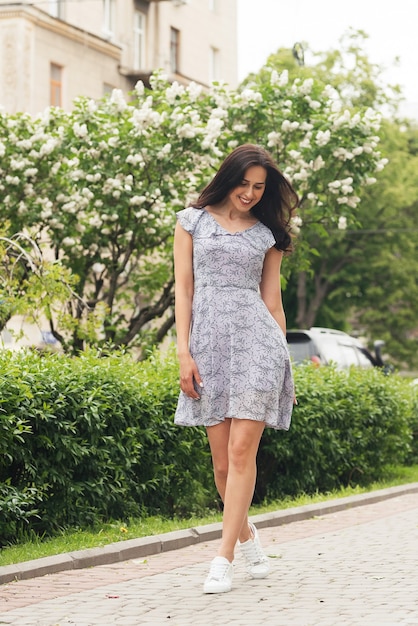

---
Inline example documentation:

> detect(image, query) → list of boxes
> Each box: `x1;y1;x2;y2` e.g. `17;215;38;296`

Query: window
50;63;63;107
209;46;220;83
49;0;64;18
133;11;146;70
103;0;116;39
170;27;180;74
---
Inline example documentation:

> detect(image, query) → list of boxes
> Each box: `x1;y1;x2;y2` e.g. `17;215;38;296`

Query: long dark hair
193;144;299;251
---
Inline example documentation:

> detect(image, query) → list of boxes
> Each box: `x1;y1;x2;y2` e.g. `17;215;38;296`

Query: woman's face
228;166;267;213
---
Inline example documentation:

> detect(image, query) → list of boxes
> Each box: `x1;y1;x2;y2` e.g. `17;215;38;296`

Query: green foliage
256;365;414;501
0;484;41;544
1;349;416;547
0;229;76;334
0;347;214;546
253;32;418;368
1;55;385;354
408;383;418;464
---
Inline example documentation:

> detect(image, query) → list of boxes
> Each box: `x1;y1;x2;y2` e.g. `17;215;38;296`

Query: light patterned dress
174;207;294;430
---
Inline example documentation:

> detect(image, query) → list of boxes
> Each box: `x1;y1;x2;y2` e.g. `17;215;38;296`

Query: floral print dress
174;207;294;430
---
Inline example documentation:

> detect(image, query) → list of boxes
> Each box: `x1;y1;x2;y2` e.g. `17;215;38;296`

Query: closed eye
240;181;265;190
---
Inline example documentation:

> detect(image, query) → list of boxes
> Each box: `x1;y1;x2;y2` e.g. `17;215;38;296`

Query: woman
173;144;298;594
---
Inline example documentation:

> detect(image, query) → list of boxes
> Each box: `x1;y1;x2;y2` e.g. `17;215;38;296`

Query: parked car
286;327;388;370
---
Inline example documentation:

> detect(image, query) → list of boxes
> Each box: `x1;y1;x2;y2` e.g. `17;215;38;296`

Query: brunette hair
193;144;298;251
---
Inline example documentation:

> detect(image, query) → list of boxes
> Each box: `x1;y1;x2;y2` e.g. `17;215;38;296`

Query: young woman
173;144;298;594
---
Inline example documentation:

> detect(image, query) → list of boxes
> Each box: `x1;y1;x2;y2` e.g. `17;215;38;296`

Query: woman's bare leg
206;418;265;562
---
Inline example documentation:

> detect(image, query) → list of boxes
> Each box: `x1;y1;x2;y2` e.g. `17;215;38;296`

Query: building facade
0;0;237;350
0;0;237;115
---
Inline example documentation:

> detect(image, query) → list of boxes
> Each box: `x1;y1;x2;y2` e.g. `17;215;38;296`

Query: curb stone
1;482;417;586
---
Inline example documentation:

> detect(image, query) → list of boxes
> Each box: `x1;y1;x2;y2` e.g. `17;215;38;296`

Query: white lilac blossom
333;148;354;160
315;130;331;147
338;216;347;230
126;153;145;166
281;120;300;132
300;122;314;132
177;124;197;139
165;82;185;104
110;89;127;112
87;99;97;114
267;131;282;148
5;175;20;185
10;158;27;170
130;196;147;207
73;122;88;138
108;136;119;148
290;215;303;234
328;180;342;192
308;100;321;110
299;78;314;95
89;216;103;228
299;133;312;149
288;149;302;160
157;144;172;159
232;123;247;132
16;139;33;150
86;173;102;183
135;80;145;97
239;89;263;104
375;158;389;172
278;70;289;86
346;196;360;208
0;66;388;351
187;82;203;102
270;69;279;85
311;156;325;171
62;237;76;247
23;168;38;178
92;262;106;274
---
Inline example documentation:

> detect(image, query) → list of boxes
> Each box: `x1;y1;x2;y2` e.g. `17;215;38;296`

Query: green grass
1;464;417;567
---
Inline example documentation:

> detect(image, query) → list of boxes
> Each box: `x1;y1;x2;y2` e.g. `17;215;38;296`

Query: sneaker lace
208;560;230;581
241;537;268;565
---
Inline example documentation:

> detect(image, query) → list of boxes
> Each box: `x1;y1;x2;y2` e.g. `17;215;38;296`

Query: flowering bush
0;69;386;352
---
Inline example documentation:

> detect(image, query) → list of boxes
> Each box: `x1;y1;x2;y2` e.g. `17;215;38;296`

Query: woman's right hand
178;353;203;399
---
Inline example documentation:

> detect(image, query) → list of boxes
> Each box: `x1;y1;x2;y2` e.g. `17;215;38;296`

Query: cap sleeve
265;230;276;249
256;223;276;250
176;207;204;235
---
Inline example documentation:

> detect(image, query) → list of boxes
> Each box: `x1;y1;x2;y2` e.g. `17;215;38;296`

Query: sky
237;0;418;118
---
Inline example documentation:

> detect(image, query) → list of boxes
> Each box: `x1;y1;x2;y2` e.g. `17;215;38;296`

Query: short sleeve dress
174;207;294;431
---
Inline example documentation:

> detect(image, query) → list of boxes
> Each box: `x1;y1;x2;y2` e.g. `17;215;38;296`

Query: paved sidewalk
1;486;418;625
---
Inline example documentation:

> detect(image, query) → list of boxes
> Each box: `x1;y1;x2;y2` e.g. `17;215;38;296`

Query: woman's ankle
217;550;234;563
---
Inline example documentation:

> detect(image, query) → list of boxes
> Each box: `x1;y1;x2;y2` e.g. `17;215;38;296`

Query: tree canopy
1;30;416;367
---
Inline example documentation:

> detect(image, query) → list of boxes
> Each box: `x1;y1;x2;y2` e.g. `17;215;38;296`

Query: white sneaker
239;522;270;579
203;556;233;593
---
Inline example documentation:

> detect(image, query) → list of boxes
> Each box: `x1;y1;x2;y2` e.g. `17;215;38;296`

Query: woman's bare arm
173;222;203;399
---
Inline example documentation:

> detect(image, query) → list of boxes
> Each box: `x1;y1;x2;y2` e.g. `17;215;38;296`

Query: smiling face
227;165;267;214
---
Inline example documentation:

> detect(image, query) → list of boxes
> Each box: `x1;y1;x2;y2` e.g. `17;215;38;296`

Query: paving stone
0;488;418;625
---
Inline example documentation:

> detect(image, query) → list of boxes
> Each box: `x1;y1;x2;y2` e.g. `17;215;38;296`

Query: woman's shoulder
253;221;276;250
176;206;205;234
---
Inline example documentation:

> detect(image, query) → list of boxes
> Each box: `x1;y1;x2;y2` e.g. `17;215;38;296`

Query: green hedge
0;348;215;545
0;348;416;546
257;365;415;501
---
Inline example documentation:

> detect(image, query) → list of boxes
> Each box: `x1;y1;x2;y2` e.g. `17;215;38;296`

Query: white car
286;327;387;370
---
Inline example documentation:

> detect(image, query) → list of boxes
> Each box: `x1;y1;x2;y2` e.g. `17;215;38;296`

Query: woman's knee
228;440;254;473
212;458;229;482
228;420;264;471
